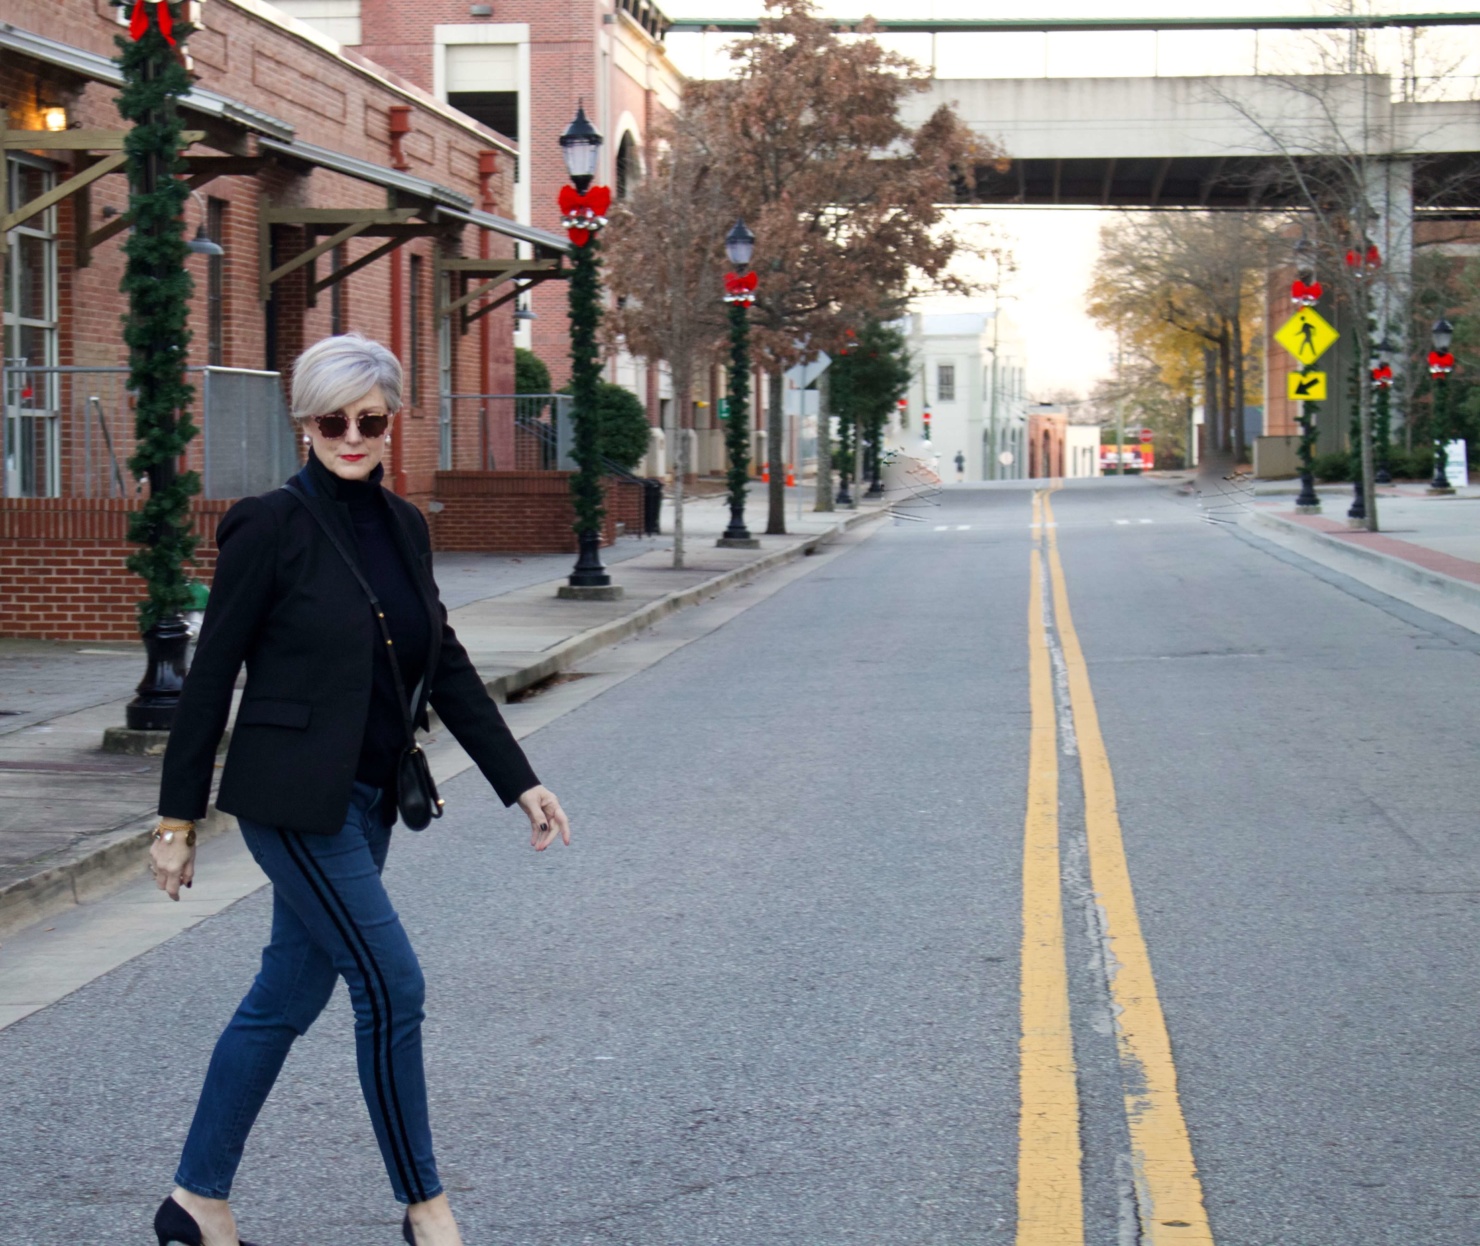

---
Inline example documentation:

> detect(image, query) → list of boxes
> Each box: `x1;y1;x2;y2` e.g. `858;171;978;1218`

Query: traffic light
922;409;932;440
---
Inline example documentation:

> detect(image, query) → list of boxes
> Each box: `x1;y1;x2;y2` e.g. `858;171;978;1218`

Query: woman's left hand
517;785;570;851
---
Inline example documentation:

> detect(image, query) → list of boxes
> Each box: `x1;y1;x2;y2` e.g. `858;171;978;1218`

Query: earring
303;433;311;445
385;435;392;448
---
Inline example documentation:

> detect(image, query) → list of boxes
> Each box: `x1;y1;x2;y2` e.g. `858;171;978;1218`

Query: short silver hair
290;334;403;419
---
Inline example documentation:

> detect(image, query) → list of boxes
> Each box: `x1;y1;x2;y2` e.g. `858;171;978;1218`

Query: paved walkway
1240;481;1480;630
0;484;883;935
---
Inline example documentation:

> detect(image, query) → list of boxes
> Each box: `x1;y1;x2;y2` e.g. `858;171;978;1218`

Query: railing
1;363;295;500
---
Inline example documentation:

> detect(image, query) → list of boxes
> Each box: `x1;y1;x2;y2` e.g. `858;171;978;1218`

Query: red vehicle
1100;429;1155;474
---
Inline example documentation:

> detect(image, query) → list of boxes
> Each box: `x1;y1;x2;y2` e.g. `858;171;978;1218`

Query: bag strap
282;483;418;752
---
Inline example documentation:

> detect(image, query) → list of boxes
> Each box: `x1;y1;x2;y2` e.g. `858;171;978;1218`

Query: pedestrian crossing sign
1287;370;1328;401
1274;308;1339;365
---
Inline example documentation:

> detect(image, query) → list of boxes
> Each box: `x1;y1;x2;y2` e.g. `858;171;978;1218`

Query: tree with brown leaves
604;114;733;568
691;0;992;532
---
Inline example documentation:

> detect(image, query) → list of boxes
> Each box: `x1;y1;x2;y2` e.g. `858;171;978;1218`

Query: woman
149;334;569;1246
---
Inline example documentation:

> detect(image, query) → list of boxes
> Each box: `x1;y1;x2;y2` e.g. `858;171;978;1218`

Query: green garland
567;235;605;536
1298;399;1319;481
1374;383;1392;478
725;301;752;515
114;2;200;632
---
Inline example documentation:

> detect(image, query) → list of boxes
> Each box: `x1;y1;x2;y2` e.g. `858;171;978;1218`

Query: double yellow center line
1018;488;1214;1246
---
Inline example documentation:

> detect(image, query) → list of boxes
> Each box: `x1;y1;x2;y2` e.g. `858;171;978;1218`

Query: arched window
616;132;640;200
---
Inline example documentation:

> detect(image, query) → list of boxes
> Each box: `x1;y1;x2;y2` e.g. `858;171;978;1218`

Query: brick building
0;0;598;639
273;0;684;415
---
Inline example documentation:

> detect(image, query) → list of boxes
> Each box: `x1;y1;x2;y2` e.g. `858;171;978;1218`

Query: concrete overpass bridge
673;13;1480;213
900;72;1480;215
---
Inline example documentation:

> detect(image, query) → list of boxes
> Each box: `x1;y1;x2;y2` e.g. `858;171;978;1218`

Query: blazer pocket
236;698;312;729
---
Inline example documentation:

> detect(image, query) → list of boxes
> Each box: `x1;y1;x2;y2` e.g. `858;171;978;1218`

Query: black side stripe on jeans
281;831;427;1204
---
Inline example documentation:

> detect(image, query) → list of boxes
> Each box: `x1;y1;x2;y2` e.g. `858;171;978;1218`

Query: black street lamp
1371;342;1395;485
719;219;760;548
556;103;620;596
1429;316;1456;494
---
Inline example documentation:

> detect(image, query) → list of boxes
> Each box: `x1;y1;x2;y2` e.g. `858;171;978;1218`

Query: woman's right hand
150;826;197;901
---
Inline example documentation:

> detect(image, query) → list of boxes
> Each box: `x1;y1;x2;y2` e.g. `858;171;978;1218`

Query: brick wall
431;471;644;553
5;0;522;510
0;499;233;642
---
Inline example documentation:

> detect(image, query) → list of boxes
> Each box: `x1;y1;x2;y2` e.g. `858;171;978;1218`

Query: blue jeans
175;784;442;1205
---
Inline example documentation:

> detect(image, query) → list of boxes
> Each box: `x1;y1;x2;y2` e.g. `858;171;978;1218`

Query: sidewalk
0;484;883;937
1243;481;1480;620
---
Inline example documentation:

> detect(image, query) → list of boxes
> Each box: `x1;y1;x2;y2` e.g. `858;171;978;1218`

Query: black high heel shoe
401;1212;415;1244
154;1195;260;1246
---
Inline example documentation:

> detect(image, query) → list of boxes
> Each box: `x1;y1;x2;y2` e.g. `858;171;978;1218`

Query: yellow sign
1274;308;1339;365
1287;370;1328;401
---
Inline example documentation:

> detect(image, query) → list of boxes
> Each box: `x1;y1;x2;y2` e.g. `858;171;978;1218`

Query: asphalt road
2;475;1478;1245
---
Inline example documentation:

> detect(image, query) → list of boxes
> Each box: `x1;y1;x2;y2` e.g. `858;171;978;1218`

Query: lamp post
556;103;620;597
1428;316;1456;495
1371;342;1394;484
1291;241;1322;512
719;219;760;548
117;1;203;736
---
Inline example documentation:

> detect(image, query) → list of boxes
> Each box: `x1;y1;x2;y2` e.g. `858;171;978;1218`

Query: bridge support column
1366;156;1414;433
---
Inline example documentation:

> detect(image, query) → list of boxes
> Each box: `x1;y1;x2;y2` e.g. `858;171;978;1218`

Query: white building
1065;424;1102;478
897;310;1028;480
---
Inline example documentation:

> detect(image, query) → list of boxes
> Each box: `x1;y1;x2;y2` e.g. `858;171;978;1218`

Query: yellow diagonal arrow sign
1275;308;1339;365
1287;370;1327;401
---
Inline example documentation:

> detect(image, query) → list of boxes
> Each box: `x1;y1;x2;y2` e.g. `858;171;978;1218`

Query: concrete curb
0;507;884;939
473;506;887;706
1246;509;1480;611
0;805;238;941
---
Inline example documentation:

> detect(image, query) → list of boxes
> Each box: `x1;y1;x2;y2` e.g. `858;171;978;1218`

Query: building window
3;155;59;497
937;363;956;403
330;245;346;336
206;198;226;366
408;254;423;410
616;132;640;200
446;44;519;140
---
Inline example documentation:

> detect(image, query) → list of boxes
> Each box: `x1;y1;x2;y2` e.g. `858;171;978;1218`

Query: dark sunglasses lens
316;414;349;438
359;415;389;438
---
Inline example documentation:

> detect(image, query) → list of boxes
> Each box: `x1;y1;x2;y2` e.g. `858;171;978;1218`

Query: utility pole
1115;332;1126;476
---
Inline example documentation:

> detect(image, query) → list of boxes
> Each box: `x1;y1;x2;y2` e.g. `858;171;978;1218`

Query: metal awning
0;22;296;142
257;136;472;212
437;206;569;256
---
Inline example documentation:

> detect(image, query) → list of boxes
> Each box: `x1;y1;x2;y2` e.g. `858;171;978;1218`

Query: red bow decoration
557;184;611;246
723;270;758;306
1371;362;1394;389
1290;278;1323;307
129;0;176;45
1429;350;1456;376
1345;244;1381;273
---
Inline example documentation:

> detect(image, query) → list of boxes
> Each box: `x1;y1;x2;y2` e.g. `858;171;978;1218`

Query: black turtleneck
306;453;431;802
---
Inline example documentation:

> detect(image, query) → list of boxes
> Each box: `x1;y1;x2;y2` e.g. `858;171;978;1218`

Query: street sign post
1287;371;1328;401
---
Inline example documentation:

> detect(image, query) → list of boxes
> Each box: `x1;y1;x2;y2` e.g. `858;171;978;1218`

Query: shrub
1312;452;1351;483
1386;445;1434;480
595;382;653;471
515;348;551;394
559;380;653;472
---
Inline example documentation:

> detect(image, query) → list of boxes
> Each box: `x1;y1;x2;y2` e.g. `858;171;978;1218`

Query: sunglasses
310;410;390;439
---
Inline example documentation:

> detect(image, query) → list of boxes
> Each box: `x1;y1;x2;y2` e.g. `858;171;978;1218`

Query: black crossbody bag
284;483;445;830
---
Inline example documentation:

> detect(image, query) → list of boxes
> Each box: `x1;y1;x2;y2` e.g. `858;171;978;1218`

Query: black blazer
159;462;539;835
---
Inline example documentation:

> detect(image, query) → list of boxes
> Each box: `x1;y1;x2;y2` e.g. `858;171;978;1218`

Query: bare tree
694;0;994;533
604;115;732;569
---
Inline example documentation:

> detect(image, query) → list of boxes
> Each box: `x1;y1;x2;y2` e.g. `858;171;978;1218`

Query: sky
657;0;1480;400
